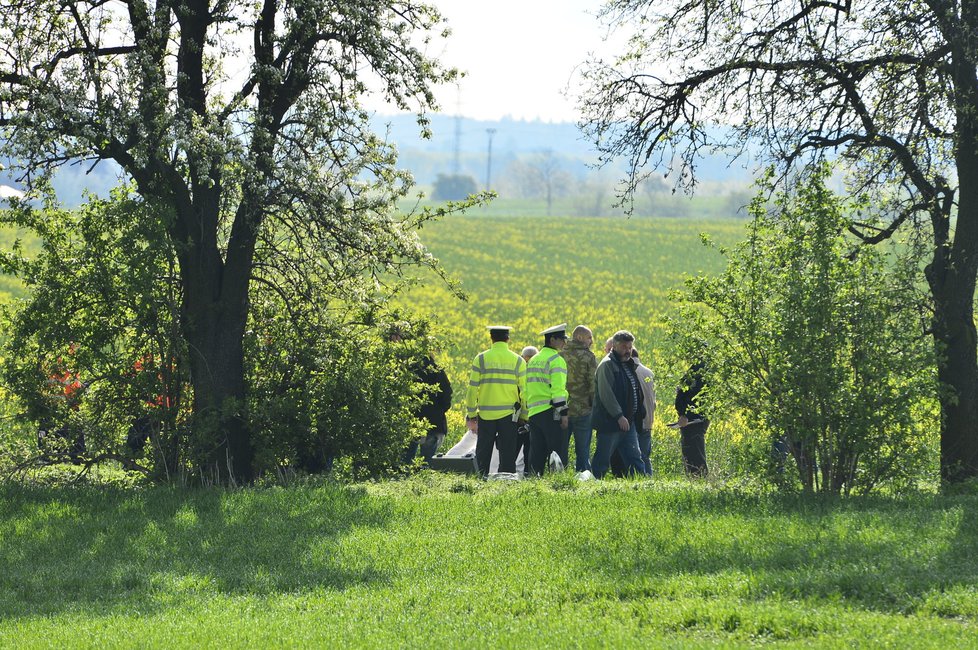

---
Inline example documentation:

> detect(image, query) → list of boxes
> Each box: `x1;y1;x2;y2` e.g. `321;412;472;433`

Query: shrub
246;294;433;480
0;191;190;479
671;165;938;494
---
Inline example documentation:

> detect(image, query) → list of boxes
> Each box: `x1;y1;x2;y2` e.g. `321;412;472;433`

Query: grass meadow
1;477;976;648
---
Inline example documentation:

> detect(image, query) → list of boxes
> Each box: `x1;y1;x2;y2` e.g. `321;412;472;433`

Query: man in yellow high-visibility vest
465;326;527;476
526;323;570;475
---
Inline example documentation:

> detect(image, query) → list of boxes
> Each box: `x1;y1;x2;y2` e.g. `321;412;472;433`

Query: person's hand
617;415;629;431
560;415;569;430
678;415;689;428
467;417;478;434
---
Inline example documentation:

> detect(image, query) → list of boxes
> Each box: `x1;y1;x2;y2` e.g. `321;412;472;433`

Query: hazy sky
383;0;622;123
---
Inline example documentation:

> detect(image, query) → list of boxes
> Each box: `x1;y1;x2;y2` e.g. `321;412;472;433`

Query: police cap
539;323;568;339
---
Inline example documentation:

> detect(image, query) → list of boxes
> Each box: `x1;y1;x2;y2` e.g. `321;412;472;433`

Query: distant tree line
426;150;752;218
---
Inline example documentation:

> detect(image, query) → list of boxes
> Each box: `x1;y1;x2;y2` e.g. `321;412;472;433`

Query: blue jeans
637;428;652;475
401;433;445;466
568;414;593;471
591;422;647;478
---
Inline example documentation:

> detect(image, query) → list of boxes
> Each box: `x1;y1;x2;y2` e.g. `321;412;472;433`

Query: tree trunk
931;276;978;483
185;315;253;483
930;204;978;483
931;39;978;484
178;227;255;484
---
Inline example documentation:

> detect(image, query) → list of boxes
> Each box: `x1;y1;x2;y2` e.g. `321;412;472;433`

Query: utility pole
451;86;462;176
485;128;497;191
452;114;462;175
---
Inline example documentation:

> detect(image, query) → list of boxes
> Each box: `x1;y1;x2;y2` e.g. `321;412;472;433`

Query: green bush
246;298;429;480
672;165;938;494
0;191;434;482
0;191;190;478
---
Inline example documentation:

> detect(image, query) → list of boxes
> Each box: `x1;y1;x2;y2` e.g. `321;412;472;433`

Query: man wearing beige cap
465;326;527;476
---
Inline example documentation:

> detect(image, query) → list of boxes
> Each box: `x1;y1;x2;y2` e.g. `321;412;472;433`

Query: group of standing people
462;323;709;479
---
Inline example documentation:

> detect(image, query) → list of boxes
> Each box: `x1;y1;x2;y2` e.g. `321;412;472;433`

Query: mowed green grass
1;478;975;648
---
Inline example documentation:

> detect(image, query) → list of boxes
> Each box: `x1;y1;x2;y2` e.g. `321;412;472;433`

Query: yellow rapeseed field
401;214;748;467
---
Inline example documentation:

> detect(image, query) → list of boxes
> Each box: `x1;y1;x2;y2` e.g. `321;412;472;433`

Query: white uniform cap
539;323;568;336
486;325;512;332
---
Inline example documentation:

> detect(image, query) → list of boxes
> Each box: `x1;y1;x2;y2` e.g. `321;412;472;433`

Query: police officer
466;326;527;477
526;323;570;474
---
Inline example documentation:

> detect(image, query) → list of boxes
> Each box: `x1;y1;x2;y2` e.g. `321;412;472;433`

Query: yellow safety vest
525;346;569;418
465;342;526;421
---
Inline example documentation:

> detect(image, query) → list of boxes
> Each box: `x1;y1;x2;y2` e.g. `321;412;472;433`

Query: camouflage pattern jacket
561;339;598;418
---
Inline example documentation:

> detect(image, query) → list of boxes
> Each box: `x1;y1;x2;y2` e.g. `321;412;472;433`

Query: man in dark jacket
402;353;453;465
388;323;453;467
590;330;649;478
675;361;708;476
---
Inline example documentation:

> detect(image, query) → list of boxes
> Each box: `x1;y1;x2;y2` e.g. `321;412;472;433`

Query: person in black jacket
402;352;453;466
675;361;709;477
387;324;453;467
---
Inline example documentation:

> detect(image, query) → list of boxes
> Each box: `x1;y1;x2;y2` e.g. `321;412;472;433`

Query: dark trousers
681;420;709;477
476;416;519;476
529;409;567;475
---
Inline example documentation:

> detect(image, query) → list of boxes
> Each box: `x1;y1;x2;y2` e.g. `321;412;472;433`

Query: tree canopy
0;0;465;481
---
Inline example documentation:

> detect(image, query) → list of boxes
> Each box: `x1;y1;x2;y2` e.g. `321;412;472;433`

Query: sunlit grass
0;478;974;647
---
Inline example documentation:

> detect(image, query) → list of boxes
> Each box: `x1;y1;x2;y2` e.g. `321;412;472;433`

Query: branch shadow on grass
568;489;978;618
0;482;395;619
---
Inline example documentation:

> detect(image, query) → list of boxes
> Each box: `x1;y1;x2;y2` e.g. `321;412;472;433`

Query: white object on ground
444;429;525;474
488;472;521;481
548;451;564;472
